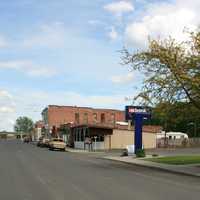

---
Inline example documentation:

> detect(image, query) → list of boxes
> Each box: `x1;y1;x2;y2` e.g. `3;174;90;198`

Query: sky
0;0;200;131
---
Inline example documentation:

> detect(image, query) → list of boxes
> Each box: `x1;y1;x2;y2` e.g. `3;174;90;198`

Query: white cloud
111;72;134;84
0;60;58;77
108;26;118;40
125;0;200;49
0;117;16;131
0;87;133;131
0;89;16;131
0;106;15;113
23;22;66;48
18;90;127;110
0;90;13;99
88;20;105;26
104;1;134;17
0;35;8;48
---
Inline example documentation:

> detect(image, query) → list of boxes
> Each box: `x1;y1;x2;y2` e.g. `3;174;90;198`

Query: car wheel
49;147;54;151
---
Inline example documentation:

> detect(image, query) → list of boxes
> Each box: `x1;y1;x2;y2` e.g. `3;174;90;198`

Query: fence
157;138;200;148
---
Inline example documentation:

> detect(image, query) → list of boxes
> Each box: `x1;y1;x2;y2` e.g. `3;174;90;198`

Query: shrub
152;154;159;157
136;149;146;157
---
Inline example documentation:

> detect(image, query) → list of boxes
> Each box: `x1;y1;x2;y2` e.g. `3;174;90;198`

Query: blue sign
125;106;151;153
125;106;151;121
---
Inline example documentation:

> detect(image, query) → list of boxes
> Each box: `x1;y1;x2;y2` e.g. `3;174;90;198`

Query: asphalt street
0;140;200;200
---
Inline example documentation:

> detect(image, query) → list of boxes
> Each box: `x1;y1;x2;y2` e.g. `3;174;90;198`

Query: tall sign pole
125;106;151;153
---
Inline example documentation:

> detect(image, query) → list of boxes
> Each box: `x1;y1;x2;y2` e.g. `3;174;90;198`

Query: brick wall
42;105;125;128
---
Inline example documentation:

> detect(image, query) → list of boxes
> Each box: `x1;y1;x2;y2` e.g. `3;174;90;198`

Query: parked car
23;136;31;143
37;137;44;147
43;138;50;147
37;137;50;147
49;138;66;151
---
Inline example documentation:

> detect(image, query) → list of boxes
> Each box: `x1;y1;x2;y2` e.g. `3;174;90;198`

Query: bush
152;154;159;157
135;149;146;158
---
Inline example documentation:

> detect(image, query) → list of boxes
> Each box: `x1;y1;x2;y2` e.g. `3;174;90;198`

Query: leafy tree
145;102;200;137
14;116;34;134
121;30;200;110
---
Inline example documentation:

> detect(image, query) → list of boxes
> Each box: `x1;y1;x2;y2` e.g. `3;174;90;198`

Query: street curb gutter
103;157;200;178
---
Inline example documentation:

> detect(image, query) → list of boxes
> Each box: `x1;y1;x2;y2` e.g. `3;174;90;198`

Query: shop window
85;128;89;137
75;130;77;141
98;135;104;142
79;130;82;141
81;129;84;141
93;135;104;142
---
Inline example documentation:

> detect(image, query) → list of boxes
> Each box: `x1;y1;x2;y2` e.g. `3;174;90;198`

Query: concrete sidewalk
65;147;88;153
65;147;107;154
104;156;200;178
65;147;123;157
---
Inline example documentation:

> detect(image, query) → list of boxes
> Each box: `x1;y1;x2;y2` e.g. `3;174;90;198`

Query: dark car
37;137;43;147
37;137;50;147
23;137;31;143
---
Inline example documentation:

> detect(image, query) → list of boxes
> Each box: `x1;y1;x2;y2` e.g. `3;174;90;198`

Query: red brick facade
42;105;125;129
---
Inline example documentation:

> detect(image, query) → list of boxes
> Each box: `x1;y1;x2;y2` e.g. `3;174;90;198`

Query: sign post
94;136;97;152
125;106;151;153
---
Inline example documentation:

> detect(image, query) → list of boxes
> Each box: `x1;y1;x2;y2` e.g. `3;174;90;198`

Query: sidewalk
65;147;107;154
65;147;89;153
104;155;200;178
65;147;123;157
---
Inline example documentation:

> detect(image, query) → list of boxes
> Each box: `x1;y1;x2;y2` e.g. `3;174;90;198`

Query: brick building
32;120;45;141
41;105;125;131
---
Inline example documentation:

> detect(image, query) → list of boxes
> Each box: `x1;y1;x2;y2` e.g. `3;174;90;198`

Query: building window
81;129;84;141
93;113;97;123
79;129;82;141
75;113;80;124
74;130;77;141
110;113;115;124
174;136;176;140
92;135;104;142
83;113;88;124
101;113;105;124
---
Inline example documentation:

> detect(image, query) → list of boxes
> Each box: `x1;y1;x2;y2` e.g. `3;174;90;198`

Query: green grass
147;155;200;165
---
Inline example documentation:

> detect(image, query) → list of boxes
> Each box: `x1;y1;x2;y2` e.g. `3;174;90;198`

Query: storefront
72;124;113;150
66;124;160;151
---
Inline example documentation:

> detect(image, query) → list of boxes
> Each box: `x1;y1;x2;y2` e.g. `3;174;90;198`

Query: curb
103;157;200;178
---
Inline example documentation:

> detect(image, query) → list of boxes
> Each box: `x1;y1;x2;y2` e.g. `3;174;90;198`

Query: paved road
0;140;200;200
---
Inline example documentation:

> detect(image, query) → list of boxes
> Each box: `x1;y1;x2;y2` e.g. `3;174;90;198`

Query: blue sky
0;0;200;131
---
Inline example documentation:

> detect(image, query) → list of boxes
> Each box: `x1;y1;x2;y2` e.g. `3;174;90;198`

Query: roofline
42;105;124;112
70;123;114;130
61;123;161;133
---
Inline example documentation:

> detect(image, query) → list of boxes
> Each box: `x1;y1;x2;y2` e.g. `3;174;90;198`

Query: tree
14;116;34;134
121;30;200;110
144;102;200;137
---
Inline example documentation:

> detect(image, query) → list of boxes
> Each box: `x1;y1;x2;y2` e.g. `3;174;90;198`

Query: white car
49;138;66;151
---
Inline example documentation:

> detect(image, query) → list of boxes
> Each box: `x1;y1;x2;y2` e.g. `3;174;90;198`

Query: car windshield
53;139;63;142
